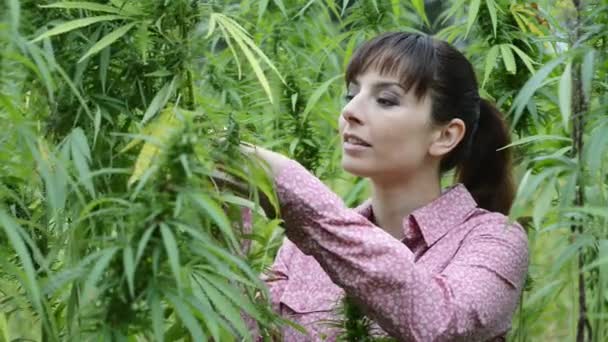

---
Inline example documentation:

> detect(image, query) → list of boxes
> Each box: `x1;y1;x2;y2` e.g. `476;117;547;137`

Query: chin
341;157;375;178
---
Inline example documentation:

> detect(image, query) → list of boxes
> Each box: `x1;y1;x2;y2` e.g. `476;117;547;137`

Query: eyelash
343;94;399;107
377;98;397;107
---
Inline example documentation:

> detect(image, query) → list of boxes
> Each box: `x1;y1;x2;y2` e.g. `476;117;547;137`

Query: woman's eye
344;94;354;102
377;98;398;106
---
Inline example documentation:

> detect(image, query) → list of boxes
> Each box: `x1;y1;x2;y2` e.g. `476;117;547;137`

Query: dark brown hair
345;32;515;215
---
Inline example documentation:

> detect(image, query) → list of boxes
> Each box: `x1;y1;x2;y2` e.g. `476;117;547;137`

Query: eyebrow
349;80;406;92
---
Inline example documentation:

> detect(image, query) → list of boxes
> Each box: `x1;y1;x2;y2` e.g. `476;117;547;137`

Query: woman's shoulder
464;207;529;249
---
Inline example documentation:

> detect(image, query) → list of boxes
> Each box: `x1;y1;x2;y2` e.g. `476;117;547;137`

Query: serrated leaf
272;0;288;17
0;210;42;312
195;276;248;337
511;55;566;125
508;44;536;73
465;0;481;37
41;2;123;14
190;193;238;249
93;106;102;146
70;128;95;196
79;22;136;62
32;15;125;42
204;273;262;321
485;0;498;37
149;290;164;342
160;223;182;291
123;245;135;298
581;49;594;102
165;292;206;341
500;44;516;74
532;177;556;229
559;62;572;132
302;74;342;122
141;78;176;124
411;0;430;26
129;106;184;186
83;247;118;304
213;14;285;104
482;45;499;89
340;0;351;17
135;225;157;266
497;134;571;151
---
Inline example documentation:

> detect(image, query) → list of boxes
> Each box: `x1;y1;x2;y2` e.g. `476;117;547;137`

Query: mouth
343;133;372;147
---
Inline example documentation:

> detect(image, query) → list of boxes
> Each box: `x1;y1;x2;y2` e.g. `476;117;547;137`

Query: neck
370;168;442;239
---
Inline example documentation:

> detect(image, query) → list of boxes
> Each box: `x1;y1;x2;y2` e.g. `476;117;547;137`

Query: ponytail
456;99;515;215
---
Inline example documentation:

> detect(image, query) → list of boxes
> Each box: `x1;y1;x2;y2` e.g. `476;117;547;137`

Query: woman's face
338;69;436;182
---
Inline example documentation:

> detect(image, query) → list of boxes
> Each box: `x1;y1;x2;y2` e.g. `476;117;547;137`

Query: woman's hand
211;142;292;220
238;142;292;177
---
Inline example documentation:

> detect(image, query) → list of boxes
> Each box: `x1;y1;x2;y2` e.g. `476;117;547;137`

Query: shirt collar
355;184;478;246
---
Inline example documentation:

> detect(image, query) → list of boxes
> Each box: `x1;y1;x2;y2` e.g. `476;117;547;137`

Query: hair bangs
345;33;435;100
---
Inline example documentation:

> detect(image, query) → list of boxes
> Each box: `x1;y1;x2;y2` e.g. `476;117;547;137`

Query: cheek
373;117;430;159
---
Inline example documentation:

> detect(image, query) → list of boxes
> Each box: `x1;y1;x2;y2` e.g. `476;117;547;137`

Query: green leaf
41;2;124;14
485;0;498;37
586;122;608;177
500;44;516;74
93;106;102;146
7;0;20;32
258;0;270;22
532;177;556;229
0;210;42;312
149;290;164;342
213;14;285;104
160;223;182;291
551;234;595;275
558;62;572;132
272;0;288;17
135;225;157;266
482;45;499;89
411;0;430;26
141;77;176;124
302;74;342;122
32;15;125;42
204;273;263;321
165;292;206;341
195;276;248;337
497;135;572;151
508;44;536;73
523;280;563;309
511;55;567;126
341;0;351;17
70;127;95;197
123;245;135;298
190;193;238;249
184;291;223;341
79;22;136;62
465;0;481;37
83;247;118;304
581;49;594;102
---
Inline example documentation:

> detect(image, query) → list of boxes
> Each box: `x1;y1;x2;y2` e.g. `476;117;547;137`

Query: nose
341;97;364;126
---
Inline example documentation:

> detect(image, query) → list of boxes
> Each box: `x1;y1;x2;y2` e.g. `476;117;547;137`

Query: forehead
348;69;402;88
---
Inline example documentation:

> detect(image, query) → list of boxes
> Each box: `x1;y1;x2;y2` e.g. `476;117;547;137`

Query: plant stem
571;1;592;341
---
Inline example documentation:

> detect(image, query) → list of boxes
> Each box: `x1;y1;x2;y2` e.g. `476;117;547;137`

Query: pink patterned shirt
262;160;528;341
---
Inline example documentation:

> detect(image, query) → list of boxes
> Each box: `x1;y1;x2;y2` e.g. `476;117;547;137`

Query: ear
428;118;466;158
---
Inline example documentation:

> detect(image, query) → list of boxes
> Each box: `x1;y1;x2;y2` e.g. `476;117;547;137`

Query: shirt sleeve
273;159;529;341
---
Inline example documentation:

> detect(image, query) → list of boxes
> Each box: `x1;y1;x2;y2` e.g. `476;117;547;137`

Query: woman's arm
245;149;528;341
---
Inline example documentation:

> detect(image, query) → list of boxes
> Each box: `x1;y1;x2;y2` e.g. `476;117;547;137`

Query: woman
241;32;529;341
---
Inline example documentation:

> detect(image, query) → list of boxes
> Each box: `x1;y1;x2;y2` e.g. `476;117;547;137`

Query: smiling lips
343;133;372;147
